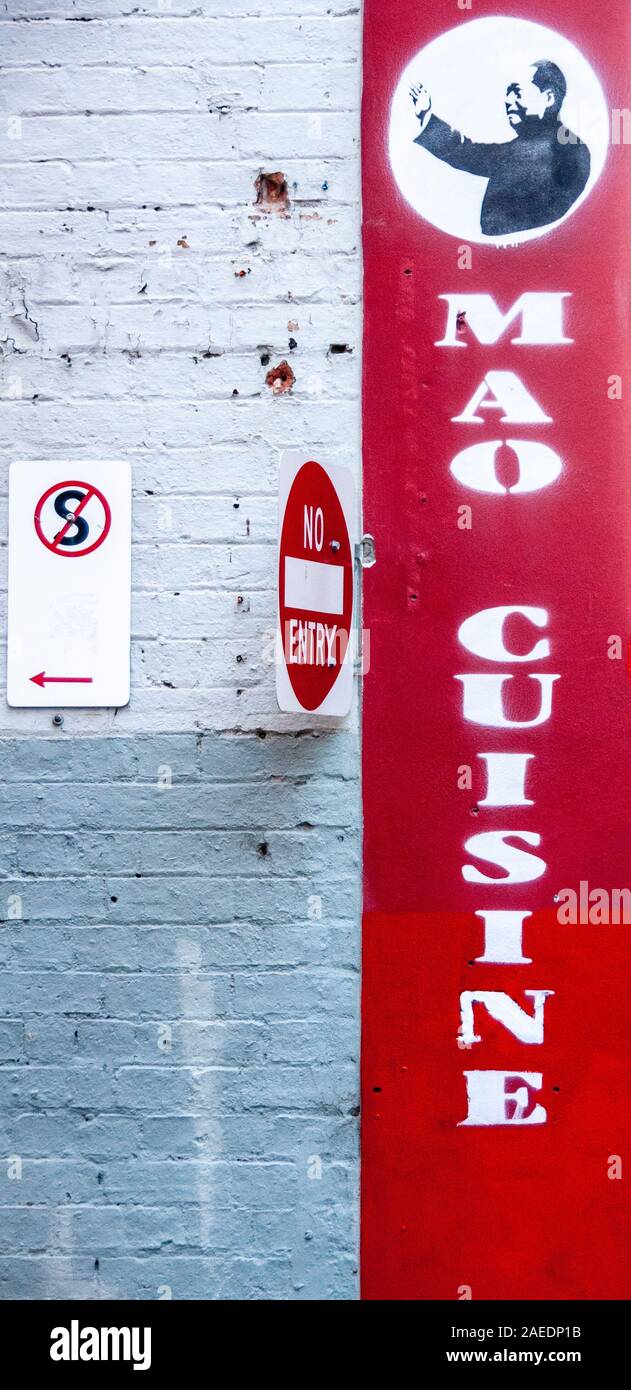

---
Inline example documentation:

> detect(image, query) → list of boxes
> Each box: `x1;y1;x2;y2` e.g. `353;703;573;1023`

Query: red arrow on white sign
30;672;94;688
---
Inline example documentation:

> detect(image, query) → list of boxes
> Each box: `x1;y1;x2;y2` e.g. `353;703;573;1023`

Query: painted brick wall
0;0;361;1299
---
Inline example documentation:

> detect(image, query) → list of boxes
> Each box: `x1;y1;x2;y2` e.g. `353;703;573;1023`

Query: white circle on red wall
389;17;609;246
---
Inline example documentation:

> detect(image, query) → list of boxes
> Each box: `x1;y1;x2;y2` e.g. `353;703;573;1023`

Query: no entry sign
362;1;631;1299
276;452;355;716
7;461;131;707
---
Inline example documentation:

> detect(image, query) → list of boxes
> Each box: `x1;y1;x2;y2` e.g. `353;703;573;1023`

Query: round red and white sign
278;459;354;712
34;480;111;558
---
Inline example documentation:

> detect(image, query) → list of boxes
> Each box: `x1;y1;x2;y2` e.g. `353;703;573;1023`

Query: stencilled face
506;65;555;128
389;16;609;245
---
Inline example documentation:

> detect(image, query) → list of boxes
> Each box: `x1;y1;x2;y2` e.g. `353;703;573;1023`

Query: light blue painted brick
16;832;143;877
25;1019;266;1066
195;922;358;969
0;1162;104;1205
0;781;357;831
102;875;358;926
133;735;202;782
229;967;358;1017
0;1256;103;1300
197;731;359;781
114;1066;211;1113
25;1252;298;1301
8;1114;139;1161
193;1063;357;1114
0;1209;51;1255
0;1021;24;1063
0;842;16;876
101;972;219;1020
263;1018;358;1064
0;738;139;783
0;972;104;1014
100;1159;297;1208
0;720;359;1300
14;828;357;878
2;1065;116;1112
137;1114;357;1163
0;924;354;974
63;1204;299;1257
1;880;106;923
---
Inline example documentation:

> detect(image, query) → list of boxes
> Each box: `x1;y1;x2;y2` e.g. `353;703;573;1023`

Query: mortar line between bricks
0;963;358;973
0;253;358;264
0;202;356;214
8;105;358;117
1;871;356;880
0;36;358;47
0;59;358;71
0;930;360;938
0;153;349;166
0;777;355;786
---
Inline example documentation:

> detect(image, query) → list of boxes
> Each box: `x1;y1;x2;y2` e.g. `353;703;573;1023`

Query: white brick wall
0;0;362;735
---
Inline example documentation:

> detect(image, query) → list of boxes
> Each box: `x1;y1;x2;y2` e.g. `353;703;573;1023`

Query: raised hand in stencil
409;81;432;127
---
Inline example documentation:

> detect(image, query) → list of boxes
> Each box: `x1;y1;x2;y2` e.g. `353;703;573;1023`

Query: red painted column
361;0;631;1299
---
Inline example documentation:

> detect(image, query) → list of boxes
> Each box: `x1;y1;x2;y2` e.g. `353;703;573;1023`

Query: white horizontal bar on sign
284;555;344;615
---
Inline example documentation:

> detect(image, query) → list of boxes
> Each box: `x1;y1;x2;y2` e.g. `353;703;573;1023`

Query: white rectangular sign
7;460;131;708
283;555;345;615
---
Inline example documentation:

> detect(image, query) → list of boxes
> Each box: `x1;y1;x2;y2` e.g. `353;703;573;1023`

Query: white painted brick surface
0;0;362;735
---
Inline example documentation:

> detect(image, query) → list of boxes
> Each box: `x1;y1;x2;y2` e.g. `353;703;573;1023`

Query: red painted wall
361;0;631;1299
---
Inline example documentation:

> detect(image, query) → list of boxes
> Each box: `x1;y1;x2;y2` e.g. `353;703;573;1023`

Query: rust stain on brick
254;171;290;213
265;360;295;395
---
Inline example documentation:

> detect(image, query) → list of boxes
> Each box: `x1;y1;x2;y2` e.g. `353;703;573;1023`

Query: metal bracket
353;535;376;673
355;533;376;569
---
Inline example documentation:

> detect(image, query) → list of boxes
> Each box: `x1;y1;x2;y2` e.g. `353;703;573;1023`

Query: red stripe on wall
361;0;631;1299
